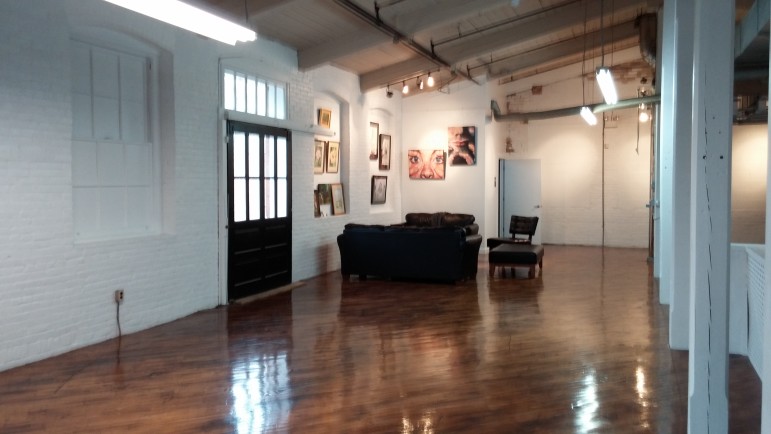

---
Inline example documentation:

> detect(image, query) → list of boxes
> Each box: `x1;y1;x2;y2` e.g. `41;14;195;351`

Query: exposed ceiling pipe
491;94;661;122
332;0;479;85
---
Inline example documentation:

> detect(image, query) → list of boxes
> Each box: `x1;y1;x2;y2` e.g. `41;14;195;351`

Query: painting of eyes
407;149;446;180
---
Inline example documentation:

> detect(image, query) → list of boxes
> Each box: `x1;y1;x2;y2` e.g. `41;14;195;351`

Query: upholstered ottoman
489;244;544;279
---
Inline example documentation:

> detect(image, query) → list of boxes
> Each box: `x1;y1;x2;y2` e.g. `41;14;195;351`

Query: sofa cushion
404;213;435;226
441;213;475;227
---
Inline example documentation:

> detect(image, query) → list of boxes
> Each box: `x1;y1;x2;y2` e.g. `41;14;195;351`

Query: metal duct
636;13;657;66
491;94;661;122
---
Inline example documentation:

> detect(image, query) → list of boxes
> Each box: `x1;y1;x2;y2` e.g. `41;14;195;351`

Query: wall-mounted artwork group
313;140;340;174
407;125;476;180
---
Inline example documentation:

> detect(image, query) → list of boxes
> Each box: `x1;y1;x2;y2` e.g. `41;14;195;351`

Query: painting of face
448;126;476;165
408;149;446;179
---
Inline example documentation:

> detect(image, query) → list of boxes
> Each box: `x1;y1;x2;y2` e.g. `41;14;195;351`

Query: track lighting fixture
402;81;409;94
418;77;423;90
427;73;435;87
386;85;393;98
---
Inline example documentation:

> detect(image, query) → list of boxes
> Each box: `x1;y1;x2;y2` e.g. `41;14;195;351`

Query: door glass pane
257;80;266;116
233;132;246;177
264;179;275;219
249;178;261;221
224;70;235;110
264;136;275;178
234;178;246;222
248;133;260;178
246;76;256;114
276;137;287;178
277;179;287;218
235;73;246;112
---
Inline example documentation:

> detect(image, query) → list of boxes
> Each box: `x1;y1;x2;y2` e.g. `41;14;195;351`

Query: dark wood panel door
227;121;291;301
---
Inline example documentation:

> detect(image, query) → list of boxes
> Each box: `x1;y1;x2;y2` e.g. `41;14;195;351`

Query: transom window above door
223;69;286;120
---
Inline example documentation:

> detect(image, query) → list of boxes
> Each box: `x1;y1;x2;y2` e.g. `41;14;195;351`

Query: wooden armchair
486;215;539;249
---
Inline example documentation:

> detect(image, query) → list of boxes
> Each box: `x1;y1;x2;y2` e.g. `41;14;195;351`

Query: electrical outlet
114;289;124;304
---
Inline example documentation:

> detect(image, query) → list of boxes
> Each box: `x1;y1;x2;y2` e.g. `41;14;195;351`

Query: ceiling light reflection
572;371;599;433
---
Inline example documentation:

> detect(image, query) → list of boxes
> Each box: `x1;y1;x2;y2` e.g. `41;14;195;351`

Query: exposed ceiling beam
299;31;390;70
298;0;513;69
331;0;479;85
359;20;639;91
385;0;515;35
437;0;645;63
483;21;639;80
359;57;438;90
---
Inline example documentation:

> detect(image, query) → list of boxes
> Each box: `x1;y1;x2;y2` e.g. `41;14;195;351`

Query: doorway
227;121;292;301
498;159;542;243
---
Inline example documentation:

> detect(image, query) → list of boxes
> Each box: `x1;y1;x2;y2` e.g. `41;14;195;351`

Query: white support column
669;0;695;350
658;0;676;304
761;2;771;430
687;0;733;432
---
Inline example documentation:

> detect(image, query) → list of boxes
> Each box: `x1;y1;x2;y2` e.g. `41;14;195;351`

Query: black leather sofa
337;213;483;282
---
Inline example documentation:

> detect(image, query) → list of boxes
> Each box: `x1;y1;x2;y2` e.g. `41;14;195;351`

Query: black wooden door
227;121;292;301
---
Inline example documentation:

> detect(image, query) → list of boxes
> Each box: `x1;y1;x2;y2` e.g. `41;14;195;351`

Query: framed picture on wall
369;122;379;160
313;189;321;217
317;183;332;217
326;141;340;173
318;108;332;129
378;134;391;170
448;126;476;165
331;183;346;215
408;149;446;180
371;176;387;204
313;140;325;174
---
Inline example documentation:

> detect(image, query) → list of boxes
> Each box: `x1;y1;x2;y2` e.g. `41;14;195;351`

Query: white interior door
499;159;542;243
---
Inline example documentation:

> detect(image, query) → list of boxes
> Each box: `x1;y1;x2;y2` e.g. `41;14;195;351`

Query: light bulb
402;81;409;94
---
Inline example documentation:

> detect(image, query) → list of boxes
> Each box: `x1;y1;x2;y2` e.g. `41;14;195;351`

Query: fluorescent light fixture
580;106;597;125
427;73;435;87
595;67;618;104
103;0;256;45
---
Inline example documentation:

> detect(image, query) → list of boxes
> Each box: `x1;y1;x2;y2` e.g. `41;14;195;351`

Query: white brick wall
0;0;406;372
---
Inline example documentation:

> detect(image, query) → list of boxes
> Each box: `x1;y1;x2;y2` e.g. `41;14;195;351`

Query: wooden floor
0;246;761;433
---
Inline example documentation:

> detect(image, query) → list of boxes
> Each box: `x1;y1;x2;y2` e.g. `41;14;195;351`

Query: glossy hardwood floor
0;246;761;433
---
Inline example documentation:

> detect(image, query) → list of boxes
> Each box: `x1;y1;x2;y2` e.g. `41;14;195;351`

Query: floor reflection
573;370;599;433
230;353;291;433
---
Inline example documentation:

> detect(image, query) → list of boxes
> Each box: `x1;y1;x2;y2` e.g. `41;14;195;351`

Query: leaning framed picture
318;108;331;129
331;183;346;215
371;175;387;204
326;141;340;173
378;134;391;170
369;122;379;160
313;140;325;174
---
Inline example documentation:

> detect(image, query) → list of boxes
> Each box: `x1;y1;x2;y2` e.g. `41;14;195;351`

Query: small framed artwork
369;122;379;160
313;189;321;217
326;141;340;173
318;108;332;129
408;149;446;180
331;183;346;215
371;176;387;205
378;134;391;170
317;183;332;217
313;140;325;174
